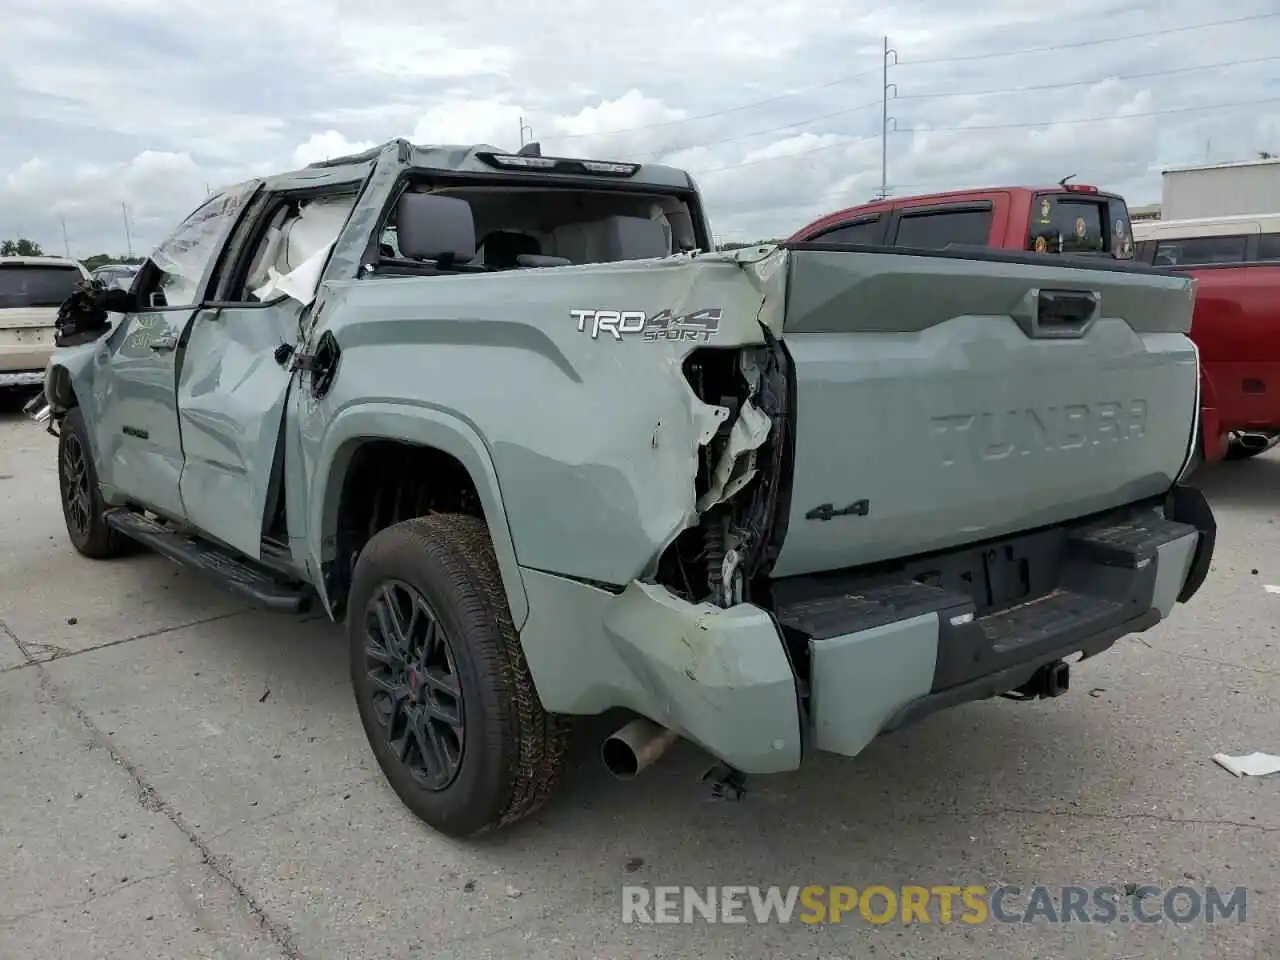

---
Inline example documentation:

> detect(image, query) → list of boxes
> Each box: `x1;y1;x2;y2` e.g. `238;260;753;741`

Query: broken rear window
0;264;82;309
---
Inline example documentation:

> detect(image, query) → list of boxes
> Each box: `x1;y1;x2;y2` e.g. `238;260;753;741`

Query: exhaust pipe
1235;432;1274;453
601;718;679;780
23;393;52;425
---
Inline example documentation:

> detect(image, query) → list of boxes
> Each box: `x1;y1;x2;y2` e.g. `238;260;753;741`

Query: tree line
2;237;146;272
718;239;783;250
6;232;780;266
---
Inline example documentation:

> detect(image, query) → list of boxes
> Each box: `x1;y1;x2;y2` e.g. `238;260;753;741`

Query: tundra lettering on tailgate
931;400;1148;466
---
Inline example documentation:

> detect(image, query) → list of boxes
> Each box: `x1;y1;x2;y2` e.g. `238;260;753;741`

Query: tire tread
350;512;570;836
58;407;129;559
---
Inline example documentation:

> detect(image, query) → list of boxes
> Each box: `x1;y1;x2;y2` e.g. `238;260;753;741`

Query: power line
878;35;898;199
545;68;881;143
898;11;1279;67
542;12;1275;144
896;94;1280;134
896;53;1280;103
632;98;882;160
691;94;1280;177
121;201;133;258
641;52;1277;166
694;136;876;176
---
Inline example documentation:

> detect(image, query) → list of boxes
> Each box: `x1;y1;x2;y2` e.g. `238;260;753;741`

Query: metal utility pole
879;35;899;200
59;214;71;258
518;116;533;147
121;201;134;257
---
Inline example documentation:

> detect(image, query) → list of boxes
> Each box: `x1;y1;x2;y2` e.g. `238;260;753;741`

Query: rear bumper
888;488;1214;732
0;370;46;388
880;607;1159;733
786;488;1212;761
517;487;1214;775
1206;361;1280;432
0;340;53;375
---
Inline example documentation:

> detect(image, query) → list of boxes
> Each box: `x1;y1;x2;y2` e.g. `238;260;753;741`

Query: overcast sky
2;0;1277;257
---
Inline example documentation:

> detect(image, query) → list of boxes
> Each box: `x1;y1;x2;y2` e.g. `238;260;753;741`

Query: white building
1160;156;1280;220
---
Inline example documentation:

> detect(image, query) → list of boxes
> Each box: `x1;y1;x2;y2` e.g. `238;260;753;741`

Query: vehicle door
884;201;997;252
95;183;260;520
176;186;360;560
804;213;889;246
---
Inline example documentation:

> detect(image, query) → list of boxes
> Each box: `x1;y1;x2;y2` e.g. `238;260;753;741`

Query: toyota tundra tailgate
771;244;1200;579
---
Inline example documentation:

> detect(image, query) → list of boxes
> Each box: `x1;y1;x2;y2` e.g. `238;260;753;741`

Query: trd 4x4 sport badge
571;307;722;343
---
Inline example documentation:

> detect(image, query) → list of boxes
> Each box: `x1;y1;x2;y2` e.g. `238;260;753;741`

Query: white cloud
292;131;376;167
1;0;1278;254
409;100;526;148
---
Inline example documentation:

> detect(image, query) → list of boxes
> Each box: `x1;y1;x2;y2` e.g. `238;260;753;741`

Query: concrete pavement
1;399;1276;959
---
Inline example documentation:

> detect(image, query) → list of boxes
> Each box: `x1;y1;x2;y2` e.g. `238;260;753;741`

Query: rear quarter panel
296;252;776;603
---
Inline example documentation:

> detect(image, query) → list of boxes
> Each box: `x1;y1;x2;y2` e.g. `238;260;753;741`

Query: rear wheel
347;513;571;838
58;407;129;559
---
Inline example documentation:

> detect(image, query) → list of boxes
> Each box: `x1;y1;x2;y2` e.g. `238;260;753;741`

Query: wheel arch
47;362;79;410
308;402;529;627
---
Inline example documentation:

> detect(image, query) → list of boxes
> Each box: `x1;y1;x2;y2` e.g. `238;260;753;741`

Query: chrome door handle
149;334;178;351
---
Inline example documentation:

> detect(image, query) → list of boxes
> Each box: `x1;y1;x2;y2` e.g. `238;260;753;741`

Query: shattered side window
149;189;252;308
250;194;358;306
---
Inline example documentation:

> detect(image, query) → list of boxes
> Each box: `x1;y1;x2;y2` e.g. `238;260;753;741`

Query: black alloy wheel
362;580;466;791
60;428;92;541
56;406;128;558
347;513;571;838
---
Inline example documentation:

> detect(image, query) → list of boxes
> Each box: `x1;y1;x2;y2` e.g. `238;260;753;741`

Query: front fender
45;338;112;463
305;400;529;627
45;340;103;407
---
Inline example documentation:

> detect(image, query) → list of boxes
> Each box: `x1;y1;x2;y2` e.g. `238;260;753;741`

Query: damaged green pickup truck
30;138;1215;838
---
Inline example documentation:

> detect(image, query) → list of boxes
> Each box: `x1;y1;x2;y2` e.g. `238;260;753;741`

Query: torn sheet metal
735;244;789;335
253;196;357;305
698;399;771;511
691;402;731;446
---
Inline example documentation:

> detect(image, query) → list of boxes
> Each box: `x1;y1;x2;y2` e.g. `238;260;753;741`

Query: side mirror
92;285;143;314
395;193;476;264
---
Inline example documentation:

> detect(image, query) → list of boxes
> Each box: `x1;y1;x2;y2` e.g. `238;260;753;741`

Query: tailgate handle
1014;288;1100;339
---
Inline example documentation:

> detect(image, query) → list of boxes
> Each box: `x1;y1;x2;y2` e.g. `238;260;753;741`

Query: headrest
481;231;541;268
591;215;671;262
396;193;475;263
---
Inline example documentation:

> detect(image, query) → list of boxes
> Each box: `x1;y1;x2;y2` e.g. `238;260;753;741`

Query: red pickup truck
789;185;1280;464
788;183;1135;259
1131;215;1280;463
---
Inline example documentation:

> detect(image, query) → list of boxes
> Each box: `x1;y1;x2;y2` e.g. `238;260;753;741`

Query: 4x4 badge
571;307;722;342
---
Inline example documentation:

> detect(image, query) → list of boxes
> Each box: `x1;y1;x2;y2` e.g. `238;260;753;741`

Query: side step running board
105;510;312;614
